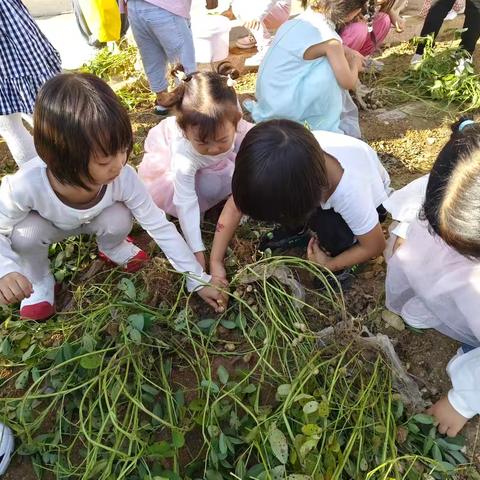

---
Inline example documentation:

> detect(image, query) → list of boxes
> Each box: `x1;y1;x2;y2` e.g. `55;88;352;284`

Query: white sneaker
19;273;55;321
410;53;423;67
445;9;458;20
244;50;266;67
0;423;14;475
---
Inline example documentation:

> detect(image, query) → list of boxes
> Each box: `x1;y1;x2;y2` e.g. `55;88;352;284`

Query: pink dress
137;116;253;253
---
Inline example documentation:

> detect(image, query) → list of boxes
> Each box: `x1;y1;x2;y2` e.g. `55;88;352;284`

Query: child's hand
344;46;366;72
428;396;469;437
244;19;261;31
210;260;228;285
206;0;218;9
197;285;227;313
0;272;33;305
307;237;331;268
195;251;207;270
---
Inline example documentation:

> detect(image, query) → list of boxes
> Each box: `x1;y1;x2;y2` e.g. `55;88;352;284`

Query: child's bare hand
194;251;207;270
0;272;33;304
427;396;469;437
307;237;331;267
344;46;366;72
210;260;228;284
197;285;226;313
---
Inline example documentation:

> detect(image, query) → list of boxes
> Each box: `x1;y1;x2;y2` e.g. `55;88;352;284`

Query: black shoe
259;226;310;252
314;268;355;293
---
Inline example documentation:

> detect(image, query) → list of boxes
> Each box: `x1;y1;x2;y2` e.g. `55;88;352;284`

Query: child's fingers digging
16;275;33;299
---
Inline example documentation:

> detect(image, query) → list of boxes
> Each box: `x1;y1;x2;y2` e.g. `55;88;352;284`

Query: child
0;0;61;166
0;422;13;475
138;63;253;271
0;73;223;321
386;119;480;437
232;0;292;67
244;0;367;136
209;119;391;284
340;0;407;56
124;0;215;115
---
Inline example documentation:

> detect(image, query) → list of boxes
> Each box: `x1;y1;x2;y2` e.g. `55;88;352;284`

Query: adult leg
461;0;480;54
415;0;456;55
0;113;37;166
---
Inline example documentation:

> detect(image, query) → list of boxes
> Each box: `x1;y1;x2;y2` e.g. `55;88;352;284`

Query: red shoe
20;274;56;321
20;302;55;321
98;237;149;273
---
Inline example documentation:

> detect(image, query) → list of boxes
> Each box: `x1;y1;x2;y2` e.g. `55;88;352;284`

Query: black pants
416;0;480;55
307;205;387;258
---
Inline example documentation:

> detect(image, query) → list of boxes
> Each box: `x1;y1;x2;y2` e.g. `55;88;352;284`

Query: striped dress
0;0;61;115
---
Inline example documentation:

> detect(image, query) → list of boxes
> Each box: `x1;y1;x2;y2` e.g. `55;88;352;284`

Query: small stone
225;343;236;352
426;137;436;145
382;309;405;331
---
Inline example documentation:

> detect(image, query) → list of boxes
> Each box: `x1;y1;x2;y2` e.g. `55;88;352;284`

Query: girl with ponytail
340;0;407;57
137;63;253;271
385;118;480;437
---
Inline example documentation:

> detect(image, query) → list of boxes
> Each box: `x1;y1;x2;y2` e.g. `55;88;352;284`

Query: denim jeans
127;0;196;93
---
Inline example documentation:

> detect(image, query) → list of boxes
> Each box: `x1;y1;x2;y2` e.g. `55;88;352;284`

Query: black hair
232;119;329;226
34;73;133;190
421;117;480;258
159;62;241;143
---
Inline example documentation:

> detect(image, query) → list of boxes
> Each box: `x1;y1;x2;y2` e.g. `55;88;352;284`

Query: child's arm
120;166;224;309
210;196;243;282
304;39;364;91
307;224;386;271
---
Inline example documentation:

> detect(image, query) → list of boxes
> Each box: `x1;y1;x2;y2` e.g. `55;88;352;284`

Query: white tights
0;113;37;166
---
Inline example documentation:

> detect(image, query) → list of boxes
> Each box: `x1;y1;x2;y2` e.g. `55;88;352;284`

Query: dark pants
416;0;480;55
308;205;387;258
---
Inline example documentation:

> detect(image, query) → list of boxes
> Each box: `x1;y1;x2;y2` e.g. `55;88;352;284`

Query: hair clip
458;119;475;132
175;70;188;82
227;75;237;87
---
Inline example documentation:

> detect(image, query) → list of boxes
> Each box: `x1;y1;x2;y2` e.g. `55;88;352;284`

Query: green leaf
269;427;289;464
220;319;236;330
219;432;228;455
413;413;434;424
82;334;96;353
318;400;330;418
197;319;216;330
276;384;291;399
303;400;319;415
299;438;317;460
80;354;102;370
235;314;247;329
15;369;29;390
205;471;223;480
201;379;220;394
171;430;185;449
270;465;286;480
0;338;11;356
129;328;142;344
217;365;229;385
287;476;312;480
242;384;256;394
31;367;41;383
423;436;434;455
142;383;159;396
128;313;145;331
147;441;175;458
118;278;136;299
22;344;36;361
302;424;322;437
432;444;443;462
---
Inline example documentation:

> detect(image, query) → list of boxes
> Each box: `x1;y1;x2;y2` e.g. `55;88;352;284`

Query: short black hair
422;117;480;258
232;119;328;226
34;73;133;190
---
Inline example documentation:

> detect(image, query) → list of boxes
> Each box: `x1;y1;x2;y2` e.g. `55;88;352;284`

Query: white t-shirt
313;130;392;235
0;157;210;291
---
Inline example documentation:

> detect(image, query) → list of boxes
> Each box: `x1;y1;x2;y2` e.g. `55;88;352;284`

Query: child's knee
341;22;369;51
10;212;55;253
94;202;133;238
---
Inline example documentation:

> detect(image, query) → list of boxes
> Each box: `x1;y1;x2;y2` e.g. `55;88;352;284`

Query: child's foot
410;53;423;67
236;34;256;49
0;422;14;475
98;238;149;273
19;273;55;321
259;226;310;252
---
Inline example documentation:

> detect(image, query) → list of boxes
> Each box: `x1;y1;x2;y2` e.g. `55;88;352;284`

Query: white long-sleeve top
386;218;480;418
0;157;210;292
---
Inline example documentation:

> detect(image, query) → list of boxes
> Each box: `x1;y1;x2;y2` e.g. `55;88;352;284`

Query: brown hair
160;62;241;142
301;0;367;26
422;118;480;258
232;119;328;226
33;73;133;190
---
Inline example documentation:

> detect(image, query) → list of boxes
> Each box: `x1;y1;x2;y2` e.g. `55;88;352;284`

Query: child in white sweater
0;73;224;321
386;119;480;436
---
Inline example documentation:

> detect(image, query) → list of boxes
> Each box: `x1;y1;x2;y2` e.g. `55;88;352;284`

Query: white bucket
192;15;232;64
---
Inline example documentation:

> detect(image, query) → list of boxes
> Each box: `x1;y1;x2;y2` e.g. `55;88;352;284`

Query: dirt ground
1;7;480;479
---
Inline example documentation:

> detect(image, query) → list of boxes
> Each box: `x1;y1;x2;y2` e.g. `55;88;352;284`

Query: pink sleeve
234;118;254;153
